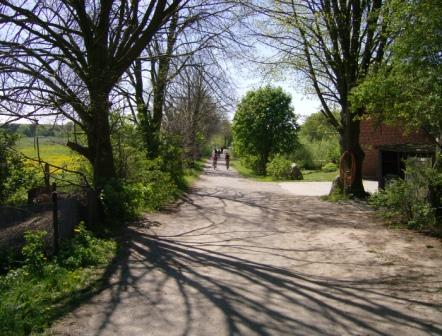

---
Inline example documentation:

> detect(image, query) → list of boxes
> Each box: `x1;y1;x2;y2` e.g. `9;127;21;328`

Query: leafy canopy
232;86;298;174
351;0;442;144
299;111;339;142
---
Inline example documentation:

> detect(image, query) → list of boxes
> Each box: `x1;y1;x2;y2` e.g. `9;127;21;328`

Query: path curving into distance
52;157;442;336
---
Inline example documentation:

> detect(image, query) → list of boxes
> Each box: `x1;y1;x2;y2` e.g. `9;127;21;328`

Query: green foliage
58;222;116;269
266;155;293;180
0;225;116;335
183;159;205;188
299;111;339;142
351;0;442;142
293;136;340;169
370;158;442;230
321;162;338;172
22;230;47;274
291;112;341;170
100;179;139;222
231;159;274;182
0;131;40;204
101;160;178;222
104;116;182;222
232;86;299;175
240;155;262;175
289;142;314;169
3;123;74;138
137;159;178;211
158;134;184;186
113;120;183;186
322;187;350;203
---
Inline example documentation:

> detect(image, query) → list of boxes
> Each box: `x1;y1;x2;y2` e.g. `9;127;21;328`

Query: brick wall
359;120;432;179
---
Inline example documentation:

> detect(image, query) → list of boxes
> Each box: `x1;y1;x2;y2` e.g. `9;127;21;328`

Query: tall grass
0;225;117;335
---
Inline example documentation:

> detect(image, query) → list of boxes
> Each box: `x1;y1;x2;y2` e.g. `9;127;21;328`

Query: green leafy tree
254;0;388;196
297;111;340;168
352;0;442;149
0;1;182;190
232;86;299;175
300;112;339;142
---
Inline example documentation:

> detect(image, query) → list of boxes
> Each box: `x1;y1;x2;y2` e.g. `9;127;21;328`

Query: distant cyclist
212;152;218;170
225;152;230;170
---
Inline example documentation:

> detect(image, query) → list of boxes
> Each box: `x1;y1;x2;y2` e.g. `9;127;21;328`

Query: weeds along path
52;159;442;336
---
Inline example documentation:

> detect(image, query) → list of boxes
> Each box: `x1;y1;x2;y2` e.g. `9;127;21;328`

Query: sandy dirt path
52;160;442;336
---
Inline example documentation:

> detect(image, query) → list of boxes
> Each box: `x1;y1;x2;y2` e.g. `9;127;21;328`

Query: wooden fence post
52;182;59;254
44;163;50;188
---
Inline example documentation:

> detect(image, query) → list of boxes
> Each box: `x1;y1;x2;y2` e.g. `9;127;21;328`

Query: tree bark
145;13;179;159
340;106;365;197
87;90;116;188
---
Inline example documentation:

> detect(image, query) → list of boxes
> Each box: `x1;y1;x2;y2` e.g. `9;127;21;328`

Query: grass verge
0;225;117;335
232;160;338;182
230;160;273;181
301;170;338;182
182;159;206;188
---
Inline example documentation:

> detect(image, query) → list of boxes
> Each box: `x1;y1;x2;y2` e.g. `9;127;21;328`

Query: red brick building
359;119;434;185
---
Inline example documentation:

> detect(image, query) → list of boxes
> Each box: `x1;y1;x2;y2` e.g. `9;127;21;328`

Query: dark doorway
379;145;435;188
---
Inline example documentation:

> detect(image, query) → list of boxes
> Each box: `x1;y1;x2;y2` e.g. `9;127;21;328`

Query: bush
22;230;47;274
158;135;184;186
294;134;340;170
101;160;178;222
370;157;441;230
266;155;292;180
289;144;314;169
0;131;40;204
321;162;338;172
58;222;116;269
140;171;178;211
100;179;141;222
0;224;116;335
104;118;183;222
240;155;263;175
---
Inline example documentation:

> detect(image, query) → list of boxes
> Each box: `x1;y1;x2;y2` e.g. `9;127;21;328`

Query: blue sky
226;39;321;124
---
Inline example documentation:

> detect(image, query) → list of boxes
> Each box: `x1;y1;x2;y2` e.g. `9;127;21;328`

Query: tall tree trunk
87;90;116;189
146;13;179;159
259;151;269;176
148;63;168;159
341;106;365;197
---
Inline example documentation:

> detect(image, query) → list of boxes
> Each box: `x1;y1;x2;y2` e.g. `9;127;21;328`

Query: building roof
376;143;435;153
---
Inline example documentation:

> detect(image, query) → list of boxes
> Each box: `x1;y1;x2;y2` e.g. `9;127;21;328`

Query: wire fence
0;185;83;255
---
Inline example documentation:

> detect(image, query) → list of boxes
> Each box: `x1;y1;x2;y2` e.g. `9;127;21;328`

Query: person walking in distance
212;151;218;170
225;152;230;170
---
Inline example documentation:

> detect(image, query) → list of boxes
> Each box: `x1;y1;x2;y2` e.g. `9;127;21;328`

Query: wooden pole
44;163;50;188
52;182;59;254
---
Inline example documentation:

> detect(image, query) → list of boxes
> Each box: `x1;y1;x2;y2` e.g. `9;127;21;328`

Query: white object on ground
278;180;378;196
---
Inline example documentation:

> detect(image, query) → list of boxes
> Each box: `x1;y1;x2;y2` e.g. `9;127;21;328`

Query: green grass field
16;137;83;171
231;159;338;182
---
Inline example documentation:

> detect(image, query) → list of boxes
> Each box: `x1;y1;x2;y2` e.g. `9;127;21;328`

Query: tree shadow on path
93;226;442;336
59;169;442;336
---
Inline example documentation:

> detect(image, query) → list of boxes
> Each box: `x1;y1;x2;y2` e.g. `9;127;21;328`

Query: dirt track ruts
51;159;442;336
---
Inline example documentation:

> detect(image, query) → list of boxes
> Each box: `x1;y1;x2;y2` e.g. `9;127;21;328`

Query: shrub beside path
52;160;442;335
